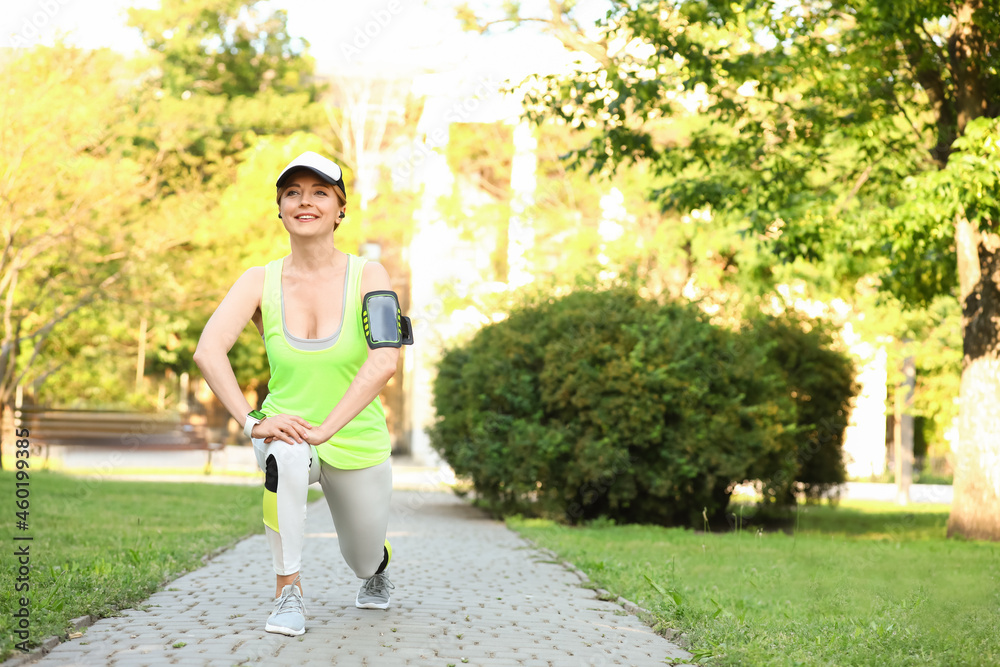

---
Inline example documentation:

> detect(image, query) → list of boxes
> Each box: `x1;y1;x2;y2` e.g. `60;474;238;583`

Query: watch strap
244;410;266;438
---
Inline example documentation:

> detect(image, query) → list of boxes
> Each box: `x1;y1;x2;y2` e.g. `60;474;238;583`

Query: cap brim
276;166;345;191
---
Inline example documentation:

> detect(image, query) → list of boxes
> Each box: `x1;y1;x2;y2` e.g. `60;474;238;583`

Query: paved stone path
35;489;694;666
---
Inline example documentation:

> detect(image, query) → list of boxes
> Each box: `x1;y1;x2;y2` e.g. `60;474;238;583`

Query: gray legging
252;437;392;578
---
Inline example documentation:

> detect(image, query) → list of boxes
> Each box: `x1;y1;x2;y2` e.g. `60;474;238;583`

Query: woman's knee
343;545;383;579
268;442;312;468
263;443;312;496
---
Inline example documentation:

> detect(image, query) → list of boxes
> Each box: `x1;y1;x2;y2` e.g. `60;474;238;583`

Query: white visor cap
276;151;346;196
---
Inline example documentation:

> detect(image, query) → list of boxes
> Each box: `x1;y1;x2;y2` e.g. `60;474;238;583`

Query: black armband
361;291;414;349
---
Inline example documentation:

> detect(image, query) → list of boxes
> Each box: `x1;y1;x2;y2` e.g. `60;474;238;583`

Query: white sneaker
265;583;306;636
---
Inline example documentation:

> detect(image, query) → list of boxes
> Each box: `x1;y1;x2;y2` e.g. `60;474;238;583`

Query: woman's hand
303;425;334;446
252;413;312;445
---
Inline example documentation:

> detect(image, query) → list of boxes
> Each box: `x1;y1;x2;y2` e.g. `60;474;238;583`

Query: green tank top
259;254;390;469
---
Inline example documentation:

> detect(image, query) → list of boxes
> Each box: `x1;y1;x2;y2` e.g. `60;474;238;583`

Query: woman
193;151;409;636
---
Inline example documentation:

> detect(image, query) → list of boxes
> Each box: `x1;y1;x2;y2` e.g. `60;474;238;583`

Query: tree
127;0;314;98
482;1;999;539
126;0;323;192
0;46;162;451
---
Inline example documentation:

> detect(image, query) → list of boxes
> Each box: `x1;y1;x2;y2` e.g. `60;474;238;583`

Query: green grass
0;470;296;660
509;501;1000;666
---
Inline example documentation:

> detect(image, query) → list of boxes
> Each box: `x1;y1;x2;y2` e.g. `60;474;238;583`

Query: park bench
16;406;210;450
14;405;221;471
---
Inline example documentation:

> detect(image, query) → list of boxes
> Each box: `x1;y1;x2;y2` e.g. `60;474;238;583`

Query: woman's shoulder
359;259;391;292
238;265;267;284
229;265;272;300
240;257;286;282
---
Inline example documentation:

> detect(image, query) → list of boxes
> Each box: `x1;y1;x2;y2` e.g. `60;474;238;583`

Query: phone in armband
361;291;414;349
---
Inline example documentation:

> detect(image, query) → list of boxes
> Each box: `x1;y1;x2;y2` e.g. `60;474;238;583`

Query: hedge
430;287;857;526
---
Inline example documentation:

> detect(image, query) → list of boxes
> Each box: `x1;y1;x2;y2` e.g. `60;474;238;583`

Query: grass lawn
510;501;1000;666
0;470;303;661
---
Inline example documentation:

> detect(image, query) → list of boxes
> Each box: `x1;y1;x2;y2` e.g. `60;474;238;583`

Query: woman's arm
193;267;311;445
305;261;401;445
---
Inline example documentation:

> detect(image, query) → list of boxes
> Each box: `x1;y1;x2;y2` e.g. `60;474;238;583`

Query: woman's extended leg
318;459;393;608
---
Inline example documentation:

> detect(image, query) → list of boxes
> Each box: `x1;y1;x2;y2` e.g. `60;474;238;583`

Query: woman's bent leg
318;459;392;579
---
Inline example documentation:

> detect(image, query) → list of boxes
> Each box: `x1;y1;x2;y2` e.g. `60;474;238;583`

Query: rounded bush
431;287;856;526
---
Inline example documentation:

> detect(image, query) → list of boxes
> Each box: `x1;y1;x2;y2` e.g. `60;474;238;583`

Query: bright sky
1;0;153;52
0;0;604;83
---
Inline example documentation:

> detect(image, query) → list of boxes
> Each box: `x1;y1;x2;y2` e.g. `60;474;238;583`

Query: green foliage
0;46;157;407
518;0;999;306
525;1;932;290
744;311;859;500
432;286;857;526
127;0;315;98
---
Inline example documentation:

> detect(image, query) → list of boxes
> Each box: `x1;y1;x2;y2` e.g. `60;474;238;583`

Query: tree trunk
947;217;1000;541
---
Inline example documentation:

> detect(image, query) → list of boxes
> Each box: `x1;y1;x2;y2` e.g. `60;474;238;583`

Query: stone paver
35;489;694;666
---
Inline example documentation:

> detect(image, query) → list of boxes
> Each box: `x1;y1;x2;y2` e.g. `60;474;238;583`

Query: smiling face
277;169;347;234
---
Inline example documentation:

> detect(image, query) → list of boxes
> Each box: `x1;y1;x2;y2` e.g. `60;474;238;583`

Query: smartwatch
244;409;267;438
